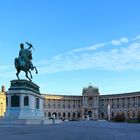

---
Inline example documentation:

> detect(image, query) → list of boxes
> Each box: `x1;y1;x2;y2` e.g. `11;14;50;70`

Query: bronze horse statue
14;50;38;81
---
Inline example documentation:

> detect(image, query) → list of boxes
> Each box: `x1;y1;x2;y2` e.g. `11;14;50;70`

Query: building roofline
42;93;82;97
100;91;140;98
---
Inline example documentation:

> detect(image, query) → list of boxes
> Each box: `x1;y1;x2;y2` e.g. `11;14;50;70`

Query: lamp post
52;114;55;124
108;104;111;121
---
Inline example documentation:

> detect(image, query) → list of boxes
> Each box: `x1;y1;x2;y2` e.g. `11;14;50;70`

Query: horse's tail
14;58;19;69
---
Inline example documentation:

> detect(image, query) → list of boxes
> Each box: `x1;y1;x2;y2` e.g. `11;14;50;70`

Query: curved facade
43;84;140;120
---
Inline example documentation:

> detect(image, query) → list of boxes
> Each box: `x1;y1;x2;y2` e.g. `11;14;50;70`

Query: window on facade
133;112;135;118
128;102;130;108
63;112;66;117
52;112;57;118
58;104;60;108
63;104;65;108
127;111;130;118
112;104;114;108
48;112;51;117
36;98;39;109
101;112;104;118
111;112;114;118
53;104;55;108
138;97;140;106
48;104;50;108
68;112;71;118
11;95;20;107
68;104;70;108
73;112;76;118
24;96;29;106
58;112;61;117
78;112;81;118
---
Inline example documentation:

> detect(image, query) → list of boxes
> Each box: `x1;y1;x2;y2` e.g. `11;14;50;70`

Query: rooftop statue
14;42;38;81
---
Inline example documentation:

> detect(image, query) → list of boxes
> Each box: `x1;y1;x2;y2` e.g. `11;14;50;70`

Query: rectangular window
11;95;20;107
36;98;39;109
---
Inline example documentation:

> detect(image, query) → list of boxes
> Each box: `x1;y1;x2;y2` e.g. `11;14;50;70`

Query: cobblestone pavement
0;121;140;140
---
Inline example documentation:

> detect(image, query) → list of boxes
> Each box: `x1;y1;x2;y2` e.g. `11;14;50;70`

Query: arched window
63;112;66;117
78;112;81;118
58;112;61;118
48;112;51;117
24;96;29;106
101;112;104;118
88;111;92;117
68;112;71;118
52;112;57;118
73;112;75;118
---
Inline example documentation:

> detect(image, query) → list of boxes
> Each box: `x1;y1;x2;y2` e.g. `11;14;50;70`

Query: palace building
1;84;140;120
43;84;140;120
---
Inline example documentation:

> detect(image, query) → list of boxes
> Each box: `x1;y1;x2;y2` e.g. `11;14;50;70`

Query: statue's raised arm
26;42;34;50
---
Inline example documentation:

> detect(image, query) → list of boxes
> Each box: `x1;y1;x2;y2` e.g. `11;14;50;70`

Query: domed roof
82;84;99;96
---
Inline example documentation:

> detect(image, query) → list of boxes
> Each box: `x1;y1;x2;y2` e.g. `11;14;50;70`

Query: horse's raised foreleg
25;71;31;81
33;66;38;74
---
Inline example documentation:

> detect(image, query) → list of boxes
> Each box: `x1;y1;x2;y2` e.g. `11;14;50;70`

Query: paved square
0;121;140;140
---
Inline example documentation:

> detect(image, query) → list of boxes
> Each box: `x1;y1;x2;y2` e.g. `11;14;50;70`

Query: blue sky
0;0;140;95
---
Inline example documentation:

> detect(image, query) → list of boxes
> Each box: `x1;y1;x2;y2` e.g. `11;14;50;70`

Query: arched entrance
88;111;92;118
52;112;57;118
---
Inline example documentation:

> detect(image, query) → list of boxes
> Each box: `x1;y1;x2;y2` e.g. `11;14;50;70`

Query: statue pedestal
5;80;45;119
0;80;63;124
1;80;46;124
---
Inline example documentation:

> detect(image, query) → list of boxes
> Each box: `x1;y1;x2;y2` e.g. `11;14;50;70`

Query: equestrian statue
14;42;38;81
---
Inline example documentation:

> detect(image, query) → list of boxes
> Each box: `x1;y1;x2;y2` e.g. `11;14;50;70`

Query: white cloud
132;35;140;41
1;35;140;78
37;35;140;73
71;43;105;52
111;40;121;45
111;37;129;46
120;37;129;43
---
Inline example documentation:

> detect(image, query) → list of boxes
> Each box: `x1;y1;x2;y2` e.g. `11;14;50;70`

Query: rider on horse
18;42;33;70
15;42;38;81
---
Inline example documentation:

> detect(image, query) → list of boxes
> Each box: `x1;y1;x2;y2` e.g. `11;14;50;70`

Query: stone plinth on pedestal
5;80;45;119
0;80;46;124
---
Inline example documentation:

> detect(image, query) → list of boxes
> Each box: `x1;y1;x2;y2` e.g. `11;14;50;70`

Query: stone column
20;95;24;108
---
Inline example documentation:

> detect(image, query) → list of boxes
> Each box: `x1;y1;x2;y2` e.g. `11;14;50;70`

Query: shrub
114;113;125;122
137;112;140;122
